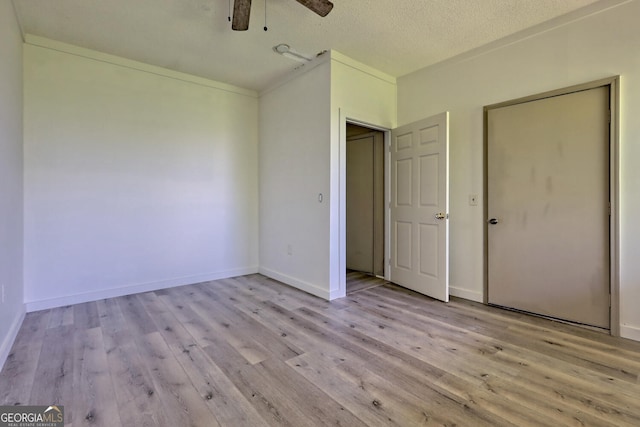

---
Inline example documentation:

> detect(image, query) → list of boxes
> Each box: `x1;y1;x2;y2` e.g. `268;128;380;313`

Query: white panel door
487;87;610;328
390;112;449;302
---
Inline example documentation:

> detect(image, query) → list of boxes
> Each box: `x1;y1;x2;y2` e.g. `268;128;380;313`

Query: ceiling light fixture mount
273;44;313;63
274;44;290;54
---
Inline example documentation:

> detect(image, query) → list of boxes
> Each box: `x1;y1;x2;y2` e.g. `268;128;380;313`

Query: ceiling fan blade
295;0;333;17
232;0;251;31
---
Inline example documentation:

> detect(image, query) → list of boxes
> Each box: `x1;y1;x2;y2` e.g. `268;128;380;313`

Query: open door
390;112;449;302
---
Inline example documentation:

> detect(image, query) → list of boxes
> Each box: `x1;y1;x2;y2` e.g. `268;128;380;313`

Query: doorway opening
346;123;385;294
339;111;449;301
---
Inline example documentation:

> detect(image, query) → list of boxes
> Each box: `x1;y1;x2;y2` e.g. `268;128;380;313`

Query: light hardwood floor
1;273;640;426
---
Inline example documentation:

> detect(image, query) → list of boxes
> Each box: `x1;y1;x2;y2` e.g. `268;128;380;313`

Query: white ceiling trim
25;34;258;98
330;51;397;85
402;0;632;77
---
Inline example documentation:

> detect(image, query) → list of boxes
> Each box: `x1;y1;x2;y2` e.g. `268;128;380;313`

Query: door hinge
608;110;611;123
608;202;611;216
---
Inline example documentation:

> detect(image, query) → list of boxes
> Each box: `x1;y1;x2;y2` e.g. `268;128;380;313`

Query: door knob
488;218;499;225
435;213;447;220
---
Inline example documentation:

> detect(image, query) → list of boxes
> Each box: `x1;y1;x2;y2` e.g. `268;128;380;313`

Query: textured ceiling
14;0;605;91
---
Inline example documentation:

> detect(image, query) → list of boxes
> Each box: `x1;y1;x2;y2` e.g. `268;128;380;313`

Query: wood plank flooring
2;273;640;426
346;270;385;295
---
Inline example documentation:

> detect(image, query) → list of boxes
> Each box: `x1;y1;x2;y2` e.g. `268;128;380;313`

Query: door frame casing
482;76;620;336
338;109;393;298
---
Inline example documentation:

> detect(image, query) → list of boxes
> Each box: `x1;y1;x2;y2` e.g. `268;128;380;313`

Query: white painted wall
259;52;396;300
330;52;397;298
0;0;25;368
397;0;640;340
23;37;259;311
259;59;333;298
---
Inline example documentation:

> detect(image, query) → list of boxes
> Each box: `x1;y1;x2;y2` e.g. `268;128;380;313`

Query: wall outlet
287;244;293;256
469;194;479;206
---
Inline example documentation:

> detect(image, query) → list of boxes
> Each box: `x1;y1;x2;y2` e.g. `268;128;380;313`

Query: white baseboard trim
328;288;346;301
0;305;26;372
620;324;640;342
259;267;330;300
24;267;259;312
449;285;483;303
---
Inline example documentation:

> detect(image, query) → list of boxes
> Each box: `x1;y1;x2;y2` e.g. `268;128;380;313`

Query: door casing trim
482;76;620;336
338;109;393;299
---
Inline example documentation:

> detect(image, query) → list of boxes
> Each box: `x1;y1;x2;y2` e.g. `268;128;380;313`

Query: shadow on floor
346;270;388;295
